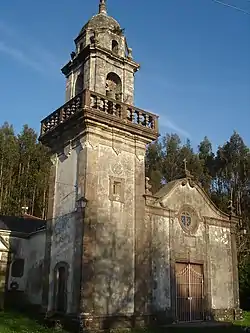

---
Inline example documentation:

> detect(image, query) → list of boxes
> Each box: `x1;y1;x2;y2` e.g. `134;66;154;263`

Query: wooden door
175;262;204;322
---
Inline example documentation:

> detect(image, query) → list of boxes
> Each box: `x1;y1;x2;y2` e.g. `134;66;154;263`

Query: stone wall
8;236;28;292
0;230;46;308
64;24;136;105
151;215;171;313
25;231;46;305
209;225;234;310
147;179;238;323
80;126;142;316
47;145;80;314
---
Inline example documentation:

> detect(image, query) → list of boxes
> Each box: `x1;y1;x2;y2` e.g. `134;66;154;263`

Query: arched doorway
54;262;68;313
106;72;122;101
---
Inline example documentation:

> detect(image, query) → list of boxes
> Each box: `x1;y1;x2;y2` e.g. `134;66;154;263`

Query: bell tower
63;0;138;105
40;0;159;329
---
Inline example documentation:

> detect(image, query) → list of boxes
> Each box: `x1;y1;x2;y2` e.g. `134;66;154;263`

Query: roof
154;179;180;198
79;13;120;36
0;215;46;234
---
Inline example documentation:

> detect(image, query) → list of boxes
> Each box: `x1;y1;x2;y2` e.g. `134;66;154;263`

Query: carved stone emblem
111;162;123;176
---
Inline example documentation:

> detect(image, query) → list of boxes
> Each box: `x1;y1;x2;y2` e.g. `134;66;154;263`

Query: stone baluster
96;96;102;110
103;98;108;113
138;110;143;125
112;102;116;116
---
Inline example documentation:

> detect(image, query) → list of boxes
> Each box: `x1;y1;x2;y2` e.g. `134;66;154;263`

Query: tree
0;123;51;218
145;139;164;193
198;136;214;193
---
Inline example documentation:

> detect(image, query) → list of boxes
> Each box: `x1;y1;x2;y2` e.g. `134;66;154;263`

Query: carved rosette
178;204;199;235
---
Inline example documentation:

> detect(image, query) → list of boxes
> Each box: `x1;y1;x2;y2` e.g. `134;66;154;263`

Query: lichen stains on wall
8;237;28;292
0;230;46;306
151;215;171;311
25;231;45;305
148;178;237;320
84;135;137;315
48;213;76;313
209;225;233;309
47;145;79;313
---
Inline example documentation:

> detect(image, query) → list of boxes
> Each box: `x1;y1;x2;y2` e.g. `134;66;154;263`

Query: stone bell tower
40;0;159;329
63;0;137;105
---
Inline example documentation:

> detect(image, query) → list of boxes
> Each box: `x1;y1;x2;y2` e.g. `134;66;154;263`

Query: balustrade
40;89;158;136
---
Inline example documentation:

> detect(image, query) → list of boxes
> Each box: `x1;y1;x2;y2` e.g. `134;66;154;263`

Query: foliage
0;310;249;333
0;311;65;333
0;122;51;218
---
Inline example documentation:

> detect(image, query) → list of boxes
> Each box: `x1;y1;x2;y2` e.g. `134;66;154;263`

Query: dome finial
99;0;107;15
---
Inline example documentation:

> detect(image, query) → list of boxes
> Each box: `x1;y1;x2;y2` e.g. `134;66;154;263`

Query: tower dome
78;0;121;36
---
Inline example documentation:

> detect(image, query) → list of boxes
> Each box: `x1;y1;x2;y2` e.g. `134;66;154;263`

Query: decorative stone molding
111;162;123;176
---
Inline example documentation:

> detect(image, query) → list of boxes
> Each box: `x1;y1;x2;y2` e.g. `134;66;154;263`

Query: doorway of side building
175;262;204;322
54;262;68;313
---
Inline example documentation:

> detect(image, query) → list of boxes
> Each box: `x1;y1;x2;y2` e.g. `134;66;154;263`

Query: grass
1;310;250;333
234;311;250;328
0;310;65;333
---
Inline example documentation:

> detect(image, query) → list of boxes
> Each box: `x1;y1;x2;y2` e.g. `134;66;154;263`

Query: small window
79;42;83;52
109;177;124;202
112;40;119;54
181;212;191;228
11;259;24;278
113;181;121;196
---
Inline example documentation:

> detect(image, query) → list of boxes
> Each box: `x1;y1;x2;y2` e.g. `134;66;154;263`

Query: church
0;0;242;329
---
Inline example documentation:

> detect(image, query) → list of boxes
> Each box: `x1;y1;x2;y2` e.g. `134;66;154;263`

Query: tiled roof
0;215;46;234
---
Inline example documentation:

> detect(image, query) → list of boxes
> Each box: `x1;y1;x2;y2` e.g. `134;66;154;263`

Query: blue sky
0;0;249;151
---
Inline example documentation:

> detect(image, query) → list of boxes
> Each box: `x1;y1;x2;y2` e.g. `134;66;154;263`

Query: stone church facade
0;0;241;329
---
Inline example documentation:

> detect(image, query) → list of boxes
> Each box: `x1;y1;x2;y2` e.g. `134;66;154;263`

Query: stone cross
183;158;187;173
99;0;107;15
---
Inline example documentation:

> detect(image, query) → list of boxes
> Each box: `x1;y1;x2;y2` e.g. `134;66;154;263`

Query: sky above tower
0;0;249;150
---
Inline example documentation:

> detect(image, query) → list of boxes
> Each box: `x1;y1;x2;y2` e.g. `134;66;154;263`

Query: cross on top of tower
99;0;107;15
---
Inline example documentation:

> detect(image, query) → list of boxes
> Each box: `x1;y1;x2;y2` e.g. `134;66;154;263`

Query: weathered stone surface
37;1;240;328
0;228;46;309
63;6;139;105
148;179;240;323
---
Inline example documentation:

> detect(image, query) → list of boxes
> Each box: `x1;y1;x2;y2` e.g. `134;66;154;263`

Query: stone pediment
153;177;231;221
